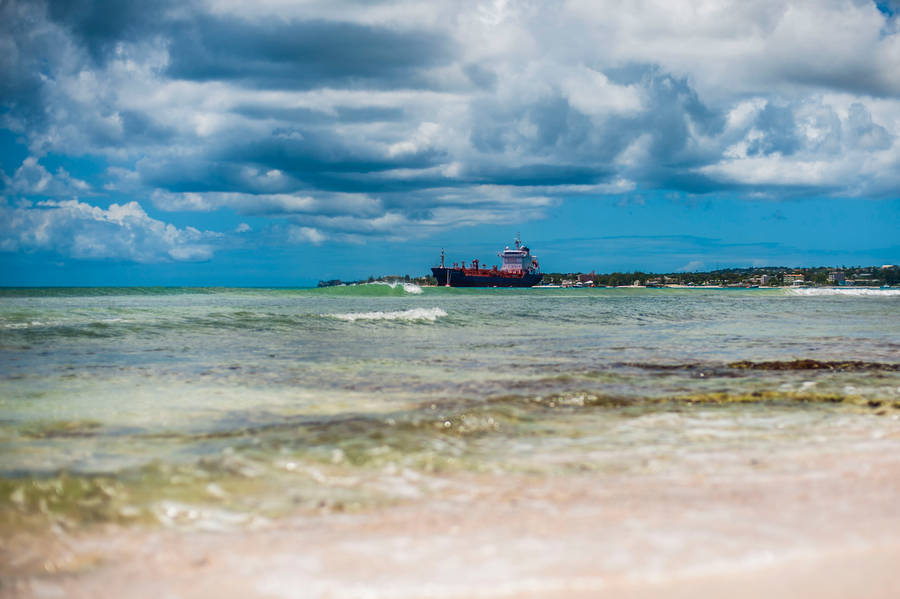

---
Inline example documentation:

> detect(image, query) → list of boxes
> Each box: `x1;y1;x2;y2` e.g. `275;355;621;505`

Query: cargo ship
431;237;543;287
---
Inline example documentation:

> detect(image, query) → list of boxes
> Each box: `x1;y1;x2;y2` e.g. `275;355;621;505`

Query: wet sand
5;423;900;599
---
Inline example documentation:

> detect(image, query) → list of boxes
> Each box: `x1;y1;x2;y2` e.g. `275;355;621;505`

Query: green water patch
0;457;379;534
0;395;617;530
0;474;138;530
0;287;229;298
137;388;899;467
309;282;420;297
3;388;897;533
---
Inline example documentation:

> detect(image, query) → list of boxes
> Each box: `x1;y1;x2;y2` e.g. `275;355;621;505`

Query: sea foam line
326;307;447;322
1;317;135;329
787;288;900;297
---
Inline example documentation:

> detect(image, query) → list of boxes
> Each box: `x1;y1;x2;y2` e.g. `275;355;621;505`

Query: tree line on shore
541;265;898;287
319;265;898;288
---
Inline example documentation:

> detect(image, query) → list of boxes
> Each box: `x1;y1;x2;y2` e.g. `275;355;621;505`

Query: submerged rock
727;359;900;371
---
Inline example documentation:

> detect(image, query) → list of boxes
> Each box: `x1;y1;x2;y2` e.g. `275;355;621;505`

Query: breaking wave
1;317;134;330
325;307;447;322
371;281;423;294
787;288;900;297
312;281;424;297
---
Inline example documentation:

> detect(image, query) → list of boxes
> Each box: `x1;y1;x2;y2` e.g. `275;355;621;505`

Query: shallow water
1;285;899;531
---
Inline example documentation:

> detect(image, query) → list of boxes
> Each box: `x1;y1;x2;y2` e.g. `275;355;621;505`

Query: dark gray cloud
747;104;800;156
46;0;180;62
228;127;443;174
631;71;726;165
846;103;893;150
463;63;498;90
1;1;65;129
234;104;408;124
469;95;601;158
465;163;608;188
165;16;456;90
465;69;731;196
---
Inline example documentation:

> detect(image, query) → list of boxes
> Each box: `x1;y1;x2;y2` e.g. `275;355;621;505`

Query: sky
1;0;899;286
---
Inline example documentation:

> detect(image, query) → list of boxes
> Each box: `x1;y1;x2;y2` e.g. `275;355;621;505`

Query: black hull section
431;268;543;288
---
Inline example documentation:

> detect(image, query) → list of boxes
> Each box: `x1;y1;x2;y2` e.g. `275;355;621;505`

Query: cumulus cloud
677;260;706;273
1;0;898;257
287;226;327;245
2;157;91;196
0;197;220;262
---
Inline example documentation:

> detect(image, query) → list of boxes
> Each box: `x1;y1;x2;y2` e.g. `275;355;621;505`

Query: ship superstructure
431;237;543;287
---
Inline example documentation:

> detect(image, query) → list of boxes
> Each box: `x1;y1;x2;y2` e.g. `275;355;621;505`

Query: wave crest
370;280;423;294
788;288;900;297
313;281;424;297
326;307;447;322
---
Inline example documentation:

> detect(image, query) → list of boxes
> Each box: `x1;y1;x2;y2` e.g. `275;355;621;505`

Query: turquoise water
1;285;898;528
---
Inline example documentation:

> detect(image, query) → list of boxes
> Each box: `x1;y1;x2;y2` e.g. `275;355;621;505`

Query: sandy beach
5;409;900;599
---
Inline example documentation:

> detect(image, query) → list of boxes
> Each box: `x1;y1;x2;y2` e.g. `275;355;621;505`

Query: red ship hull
431;267;542;287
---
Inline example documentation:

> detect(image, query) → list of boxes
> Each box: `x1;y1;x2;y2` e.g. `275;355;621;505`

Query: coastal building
784;273;805;285
827;271;845;284
848;273;881;286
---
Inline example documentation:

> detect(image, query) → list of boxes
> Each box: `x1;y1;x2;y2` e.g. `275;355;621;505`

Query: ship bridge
499;237;539;273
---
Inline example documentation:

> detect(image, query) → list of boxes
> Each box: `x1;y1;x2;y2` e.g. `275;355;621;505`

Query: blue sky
2;0;899;286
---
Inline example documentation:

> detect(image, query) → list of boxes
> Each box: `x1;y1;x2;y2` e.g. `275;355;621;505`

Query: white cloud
387;122;442;157
151;190;384;217
3;157;91;196
559;67;642;117
287;225;327;245
0;198;220;262
677;260;706;272
699;156;838;187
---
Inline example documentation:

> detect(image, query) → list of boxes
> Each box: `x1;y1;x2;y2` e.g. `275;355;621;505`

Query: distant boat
432;237;543;287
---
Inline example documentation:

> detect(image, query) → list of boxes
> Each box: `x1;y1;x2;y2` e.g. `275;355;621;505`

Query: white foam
787;287;900;297
2;322;40;329
369;280;424;294
2;317;134;329
2;319;61;329
327;307;447;322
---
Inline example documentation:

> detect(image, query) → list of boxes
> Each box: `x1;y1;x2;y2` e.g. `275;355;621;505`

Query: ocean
2;285;900;597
